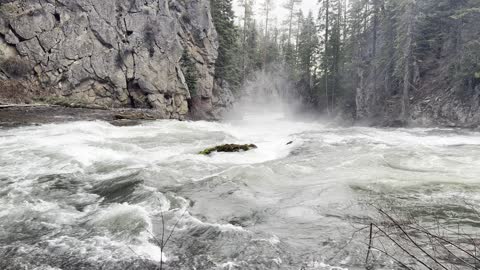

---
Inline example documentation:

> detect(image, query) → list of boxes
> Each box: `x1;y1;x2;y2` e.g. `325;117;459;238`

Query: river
1;108;479;269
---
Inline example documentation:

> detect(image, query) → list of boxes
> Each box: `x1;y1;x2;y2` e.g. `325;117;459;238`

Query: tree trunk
242;1;249;80
325;0;330;114
372;0;379;109
264;2;269;71
288;2;294;44
332;0;342;109
401;0;415;121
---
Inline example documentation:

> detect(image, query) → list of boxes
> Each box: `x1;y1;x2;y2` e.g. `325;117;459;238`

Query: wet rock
199;144;258;155
109;119;142;127
113;112;155;121
384;119;407;128
210;79;235;120
0;106;168;127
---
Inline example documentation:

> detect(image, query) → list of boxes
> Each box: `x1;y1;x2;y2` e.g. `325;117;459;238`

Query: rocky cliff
0;0;233;120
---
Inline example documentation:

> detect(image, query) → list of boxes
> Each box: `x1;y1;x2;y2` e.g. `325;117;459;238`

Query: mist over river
1;105;480;269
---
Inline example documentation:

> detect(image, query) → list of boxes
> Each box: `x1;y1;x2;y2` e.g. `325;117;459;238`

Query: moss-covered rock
199;144;257;155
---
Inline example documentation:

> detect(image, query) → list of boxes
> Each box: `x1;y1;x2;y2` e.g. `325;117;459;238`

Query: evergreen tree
209;0;480;121
283;0;303;45
298;12;317;85
261;0;275;69
239;0;255;80
315;0;345;112
265;24;281;66
210;0;241;90
297;12;319;103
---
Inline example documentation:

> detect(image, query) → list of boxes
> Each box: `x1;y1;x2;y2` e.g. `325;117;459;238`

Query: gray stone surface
0;0;234;120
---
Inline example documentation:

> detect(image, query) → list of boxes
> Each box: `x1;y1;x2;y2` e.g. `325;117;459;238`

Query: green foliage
210;0;242;90
283;43;297;75
264;37;281;67
451;7;480;19
0;57;31;79
458;40;480;89
181;50;198;97
0;2;19;17
241;17;263;78
298;12;317;80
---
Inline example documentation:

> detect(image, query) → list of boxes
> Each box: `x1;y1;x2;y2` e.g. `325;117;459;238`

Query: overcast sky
233;0;319;26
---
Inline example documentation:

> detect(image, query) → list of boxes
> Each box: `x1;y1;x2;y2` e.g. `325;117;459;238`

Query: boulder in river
199;144;258;155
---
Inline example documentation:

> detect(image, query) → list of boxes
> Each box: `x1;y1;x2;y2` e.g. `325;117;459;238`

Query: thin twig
373;224;433;270
127;245;153;270
370;246;413;270
143;208;189;270
377;208;449;270
366;223;374;265
331;225;370;261
163;208;188;248
160;211;165;270
410;225;480;265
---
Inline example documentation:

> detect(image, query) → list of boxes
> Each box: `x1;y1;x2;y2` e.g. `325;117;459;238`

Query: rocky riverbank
0;105;178;128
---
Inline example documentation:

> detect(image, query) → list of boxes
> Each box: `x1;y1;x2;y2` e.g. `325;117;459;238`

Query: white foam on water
305;261;350;270
221;261;240;268
319;126;480;147
32;266;63;270
183;212;248;233
2;112;480;268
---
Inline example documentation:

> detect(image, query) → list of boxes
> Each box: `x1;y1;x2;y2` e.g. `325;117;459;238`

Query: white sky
233;0;319;26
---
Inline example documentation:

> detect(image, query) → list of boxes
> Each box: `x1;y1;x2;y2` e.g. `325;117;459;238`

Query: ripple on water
1;120;480;269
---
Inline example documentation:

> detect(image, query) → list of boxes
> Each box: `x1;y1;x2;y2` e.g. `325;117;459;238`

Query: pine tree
297;12;318;104
262;0;275;69
298;12;318;86
239;0;255;80
283;0;303;46
210;0;241;90
323;0;331;113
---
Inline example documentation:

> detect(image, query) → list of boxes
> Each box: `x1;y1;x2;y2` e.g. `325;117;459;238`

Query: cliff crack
8;25;28;42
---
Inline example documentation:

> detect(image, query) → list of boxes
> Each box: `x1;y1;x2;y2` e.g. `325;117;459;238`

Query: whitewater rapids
1;111;479;269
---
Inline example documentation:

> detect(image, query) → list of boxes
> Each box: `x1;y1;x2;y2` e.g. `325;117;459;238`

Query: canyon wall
0;0;233;119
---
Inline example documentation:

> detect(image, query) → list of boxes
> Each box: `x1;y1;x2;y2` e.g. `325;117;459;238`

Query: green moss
0;3;22;17
199;144;258;155
0;4;16;15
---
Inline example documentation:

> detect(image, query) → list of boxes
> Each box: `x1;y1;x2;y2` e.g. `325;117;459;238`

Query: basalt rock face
0;0;233;120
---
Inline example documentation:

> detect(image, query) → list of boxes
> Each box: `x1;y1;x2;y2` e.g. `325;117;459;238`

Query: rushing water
1;110;480;269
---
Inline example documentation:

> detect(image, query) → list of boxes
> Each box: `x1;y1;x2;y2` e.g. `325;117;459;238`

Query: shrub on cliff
181;50;198;96
0;57;31;79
